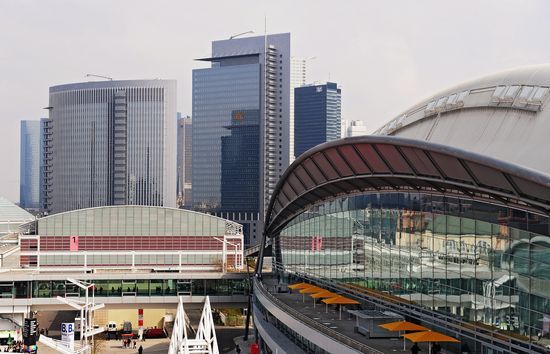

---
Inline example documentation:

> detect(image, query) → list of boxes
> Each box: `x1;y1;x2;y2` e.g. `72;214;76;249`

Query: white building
290;57;307;162
341;119;367;138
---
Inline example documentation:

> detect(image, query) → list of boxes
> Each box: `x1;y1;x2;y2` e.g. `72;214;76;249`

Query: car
144;328;167;339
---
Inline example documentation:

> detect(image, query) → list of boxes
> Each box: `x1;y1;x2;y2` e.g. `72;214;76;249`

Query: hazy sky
1;0;549;203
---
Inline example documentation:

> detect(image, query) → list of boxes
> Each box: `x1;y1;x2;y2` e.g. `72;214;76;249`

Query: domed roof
376;64;550;176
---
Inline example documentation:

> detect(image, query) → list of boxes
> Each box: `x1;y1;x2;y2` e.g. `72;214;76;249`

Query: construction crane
85;74;113;81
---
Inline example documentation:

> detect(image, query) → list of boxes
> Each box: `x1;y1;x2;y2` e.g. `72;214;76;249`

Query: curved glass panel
275;193;550;344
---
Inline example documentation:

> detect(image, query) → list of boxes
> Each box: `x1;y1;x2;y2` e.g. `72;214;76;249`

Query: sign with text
23;318;37;346
61;322;75;350
69;236;79;251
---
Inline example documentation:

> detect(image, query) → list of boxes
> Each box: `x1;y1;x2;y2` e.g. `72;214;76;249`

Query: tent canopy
379;321;428;332
322;296;360;305
403;331;459;343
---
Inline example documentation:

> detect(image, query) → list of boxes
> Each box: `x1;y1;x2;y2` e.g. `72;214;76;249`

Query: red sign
138;309;143;327
69;236;79;251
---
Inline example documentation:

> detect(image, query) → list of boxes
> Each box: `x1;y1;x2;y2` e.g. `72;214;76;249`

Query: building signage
69;236;79;251
61;322;75;349
23;318;37;346
138;308;144;328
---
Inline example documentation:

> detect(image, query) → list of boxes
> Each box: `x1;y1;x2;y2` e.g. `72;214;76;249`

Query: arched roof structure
263;136;550;237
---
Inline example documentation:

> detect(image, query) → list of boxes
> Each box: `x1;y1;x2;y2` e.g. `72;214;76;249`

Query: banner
61;322;75;350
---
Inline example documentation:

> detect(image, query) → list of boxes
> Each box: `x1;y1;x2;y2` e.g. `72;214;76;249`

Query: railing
274;265;548;354
254;279;383;354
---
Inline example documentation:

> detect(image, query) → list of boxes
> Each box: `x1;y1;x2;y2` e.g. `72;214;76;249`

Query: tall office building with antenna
192;33;291;244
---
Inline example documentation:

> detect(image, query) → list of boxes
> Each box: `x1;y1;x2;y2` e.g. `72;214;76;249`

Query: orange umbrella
379;321;428;332
403;330;459;354
321;296;360;320
309;290;338;308
321;296;360;304
379;321;428;350
309;291;337;299
299;285;324;303
288;282;310;290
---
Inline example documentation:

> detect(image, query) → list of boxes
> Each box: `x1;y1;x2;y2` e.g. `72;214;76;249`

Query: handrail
254;279;383;354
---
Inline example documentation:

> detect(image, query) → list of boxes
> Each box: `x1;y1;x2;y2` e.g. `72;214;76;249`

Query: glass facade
274;192;550;347
294;82;341;158
20;120;42;209
47;80;177;213
221;109;260;214
0;278;248;299
192;62;261;212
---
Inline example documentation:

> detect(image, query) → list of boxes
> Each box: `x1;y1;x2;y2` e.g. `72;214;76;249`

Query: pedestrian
235;344;241;354
138;345;143;354
133;340;137;349
45;328;48;337
411;343;421;354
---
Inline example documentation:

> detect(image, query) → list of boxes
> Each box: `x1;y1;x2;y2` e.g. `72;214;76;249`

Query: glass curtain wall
275;193;550;343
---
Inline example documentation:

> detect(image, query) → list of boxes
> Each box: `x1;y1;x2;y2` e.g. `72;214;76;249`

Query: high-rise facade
19;120;42;209
341;119;367;138
46;80;177;214
221;110;260;214
177;114;192;207
289;57;307;162
192;33;291;218
294;82;341;157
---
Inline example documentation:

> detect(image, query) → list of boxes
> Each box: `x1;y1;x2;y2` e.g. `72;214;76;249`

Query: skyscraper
294;82;341;157
221;109;260;214
46;80;177;214
290;57;307;162
177;114;192;207
20;120;42;210
192;33;291;218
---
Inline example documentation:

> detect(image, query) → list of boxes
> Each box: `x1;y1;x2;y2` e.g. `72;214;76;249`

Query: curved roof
264;136;550;236
375;64;550;175
35;205;242;237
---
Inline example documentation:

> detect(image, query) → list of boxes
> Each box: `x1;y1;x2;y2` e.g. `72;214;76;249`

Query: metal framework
168;296;219;354
38;278;104;354
261;135;550;241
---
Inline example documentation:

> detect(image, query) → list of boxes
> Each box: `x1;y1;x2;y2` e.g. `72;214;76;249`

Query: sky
1;0;549;203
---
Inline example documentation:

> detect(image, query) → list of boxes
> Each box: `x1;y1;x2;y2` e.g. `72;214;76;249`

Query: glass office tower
47;80;177;213
20;120;42;209
192;63;261;212
294;82;341;157
192;33;291;218
221;110;260;214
